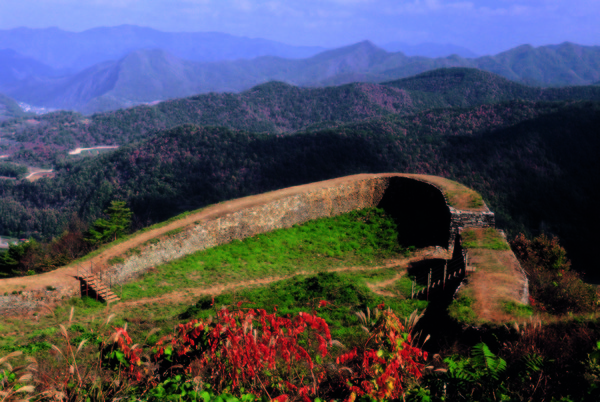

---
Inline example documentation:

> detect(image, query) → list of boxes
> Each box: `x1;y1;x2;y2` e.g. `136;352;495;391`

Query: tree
86;201;133;245
0;240;37;276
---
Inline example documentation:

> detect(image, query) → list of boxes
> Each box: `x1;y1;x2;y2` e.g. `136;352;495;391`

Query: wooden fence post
427;268;431;301
443;261;447;290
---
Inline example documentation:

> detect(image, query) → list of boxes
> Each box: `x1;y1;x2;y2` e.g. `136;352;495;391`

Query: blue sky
0;0;598;54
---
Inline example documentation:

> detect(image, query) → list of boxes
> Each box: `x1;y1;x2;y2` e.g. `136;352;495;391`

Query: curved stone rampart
0;173;495;316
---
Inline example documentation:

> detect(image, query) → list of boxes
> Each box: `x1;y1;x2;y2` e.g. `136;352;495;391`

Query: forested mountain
0;25;326;71
2;41;600;114
2;68;600;166
1;100;599;278
0;93;27;121
0;49;57;87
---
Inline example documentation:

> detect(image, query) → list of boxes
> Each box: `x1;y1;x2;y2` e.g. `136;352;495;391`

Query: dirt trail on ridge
0;173;455;299
0;174;386;294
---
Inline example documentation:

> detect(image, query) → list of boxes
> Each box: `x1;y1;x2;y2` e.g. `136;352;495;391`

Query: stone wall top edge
0;173;483;297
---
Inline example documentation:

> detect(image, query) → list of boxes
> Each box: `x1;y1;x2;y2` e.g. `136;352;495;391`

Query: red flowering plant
335;309;428;402
152;302;333;400
101;324;144;381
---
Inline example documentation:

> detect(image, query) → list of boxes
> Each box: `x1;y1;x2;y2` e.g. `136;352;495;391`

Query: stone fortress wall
0;173;497;316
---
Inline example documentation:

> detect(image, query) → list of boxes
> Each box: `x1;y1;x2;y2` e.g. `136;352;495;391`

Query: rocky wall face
0;284;75;316
447;208;495;255
105;177;393;285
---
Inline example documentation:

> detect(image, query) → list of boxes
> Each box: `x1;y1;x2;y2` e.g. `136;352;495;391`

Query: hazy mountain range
0;26;599;114
0;25;327;71
0;93;26;121
379;42;479;58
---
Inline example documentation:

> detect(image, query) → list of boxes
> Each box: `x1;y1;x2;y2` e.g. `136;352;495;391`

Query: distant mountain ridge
0;93;26;121
2;39;600;114
0;49;58;87
0;25;326;71
379;42;479;58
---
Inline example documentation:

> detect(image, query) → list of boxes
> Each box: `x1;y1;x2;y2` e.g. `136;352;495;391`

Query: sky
0;0;598;55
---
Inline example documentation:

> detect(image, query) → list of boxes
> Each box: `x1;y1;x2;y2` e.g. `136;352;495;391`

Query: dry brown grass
464;248;529;323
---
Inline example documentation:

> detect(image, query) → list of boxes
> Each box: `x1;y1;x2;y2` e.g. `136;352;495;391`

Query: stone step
79;273;120;304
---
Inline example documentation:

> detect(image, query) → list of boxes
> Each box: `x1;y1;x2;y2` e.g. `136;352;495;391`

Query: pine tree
86;201;133;245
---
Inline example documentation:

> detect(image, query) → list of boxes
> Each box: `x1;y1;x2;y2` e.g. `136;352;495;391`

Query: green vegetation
511;233;597;314
85;200;133;245
448;291;478;325
502;300;534;318
107;256;125;266
0;162;27;179
183;272;426;343
119;208;408;300
462;228;510;250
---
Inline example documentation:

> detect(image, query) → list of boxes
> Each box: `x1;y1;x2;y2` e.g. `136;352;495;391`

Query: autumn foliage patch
511;233;597;314
2;304;428;401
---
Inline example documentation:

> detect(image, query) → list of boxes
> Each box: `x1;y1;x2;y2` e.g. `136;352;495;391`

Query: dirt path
113;260;406;310
366;271;408;297
0;173;455;297
25;167;53;179
25;168;54;181
112;251;444;311
68;146;119;155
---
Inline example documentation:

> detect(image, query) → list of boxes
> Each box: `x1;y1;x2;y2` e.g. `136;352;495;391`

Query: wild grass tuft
502;300;534;318
448;291;478;325
462;228;510;250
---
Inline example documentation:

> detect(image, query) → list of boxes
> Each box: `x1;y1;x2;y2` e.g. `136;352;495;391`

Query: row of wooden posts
410;251;471;300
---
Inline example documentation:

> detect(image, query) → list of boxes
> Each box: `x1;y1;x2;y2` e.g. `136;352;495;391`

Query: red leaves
107;304;427;401
338;310;427;402
152;306;332;397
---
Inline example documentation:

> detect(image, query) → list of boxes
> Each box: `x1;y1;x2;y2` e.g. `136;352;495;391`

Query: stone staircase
80;272;120;304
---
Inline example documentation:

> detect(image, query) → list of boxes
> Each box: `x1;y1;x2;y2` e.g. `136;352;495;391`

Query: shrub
511;233;597;314
153;304;332;397
333;308;427;401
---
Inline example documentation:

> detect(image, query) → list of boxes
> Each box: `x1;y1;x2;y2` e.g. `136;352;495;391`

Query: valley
1;40;600;399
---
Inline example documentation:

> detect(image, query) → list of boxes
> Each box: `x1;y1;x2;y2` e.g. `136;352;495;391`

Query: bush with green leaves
409;343;544;402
